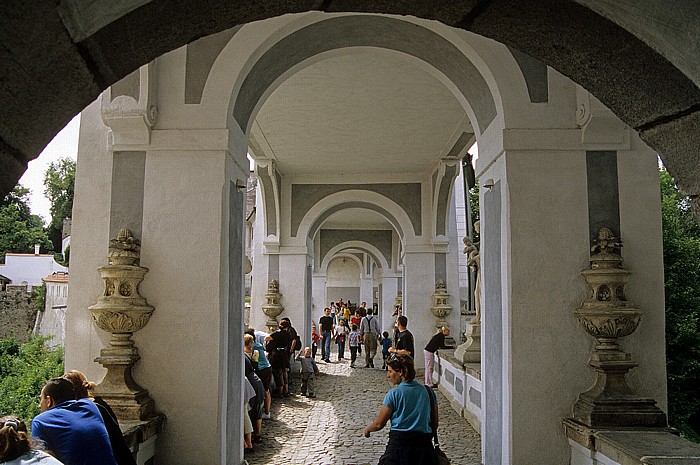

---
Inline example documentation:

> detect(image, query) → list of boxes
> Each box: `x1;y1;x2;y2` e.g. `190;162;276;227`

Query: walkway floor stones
245;354;481;465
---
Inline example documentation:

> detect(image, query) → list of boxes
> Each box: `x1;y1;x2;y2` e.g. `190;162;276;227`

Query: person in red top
311;324;321;359
350;311;363;355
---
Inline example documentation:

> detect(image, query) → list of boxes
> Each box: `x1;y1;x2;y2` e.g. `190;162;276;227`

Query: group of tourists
0;371;136;465
243;316;321;452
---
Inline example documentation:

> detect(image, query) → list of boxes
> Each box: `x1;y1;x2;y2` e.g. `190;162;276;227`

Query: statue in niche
464;221;481;322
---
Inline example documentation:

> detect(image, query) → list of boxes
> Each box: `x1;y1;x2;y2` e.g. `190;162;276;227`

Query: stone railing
565;420;700;465
121;417;162;465
434;350;482;434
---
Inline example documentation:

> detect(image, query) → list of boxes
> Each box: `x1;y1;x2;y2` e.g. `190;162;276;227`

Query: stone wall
0;288;38;341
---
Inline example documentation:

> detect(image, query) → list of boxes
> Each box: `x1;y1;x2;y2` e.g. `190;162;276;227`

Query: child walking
296;347;320;397
349;324;361;368
311;325;321;359
381;331;392;369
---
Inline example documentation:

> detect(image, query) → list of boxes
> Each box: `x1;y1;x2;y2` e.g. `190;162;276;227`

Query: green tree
0;186;52;263
661;168;700;441
0;335;64;423
44;158;75;254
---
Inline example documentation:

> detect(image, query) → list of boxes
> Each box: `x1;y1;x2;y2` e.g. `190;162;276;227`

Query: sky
18;114;80;224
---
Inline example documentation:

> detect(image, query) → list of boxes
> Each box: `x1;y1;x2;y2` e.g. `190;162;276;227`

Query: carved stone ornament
261;279;284;331
430;280;452;332
89;228;157;421
571;228;666;428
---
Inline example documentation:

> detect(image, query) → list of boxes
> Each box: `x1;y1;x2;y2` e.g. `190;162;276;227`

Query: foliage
53;244;69;267
0;335;64;423
44;158;75;253
660;168;700;441
32;282;47;313
469;183;480;243
0;186;52;263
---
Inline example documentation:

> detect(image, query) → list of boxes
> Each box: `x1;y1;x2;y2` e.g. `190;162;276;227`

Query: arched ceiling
252;49;469;177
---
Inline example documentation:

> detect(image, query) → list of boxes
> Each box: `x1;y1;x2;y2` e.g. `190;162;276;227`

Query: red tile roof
43;272;69;283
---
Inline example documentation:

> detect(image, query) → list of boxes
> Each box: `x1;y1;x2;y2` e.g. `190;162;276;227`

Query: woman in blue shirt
363;355;438;465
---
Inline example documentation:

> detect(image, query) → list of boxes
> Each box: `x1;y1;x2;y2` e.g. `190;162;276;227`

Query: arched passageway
18;4;694;465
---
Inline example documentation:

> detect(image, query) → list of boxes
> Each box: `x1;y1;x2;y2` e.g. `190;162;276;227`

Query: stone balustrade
565;420;700;465
120;417;163;465
434;351;482;434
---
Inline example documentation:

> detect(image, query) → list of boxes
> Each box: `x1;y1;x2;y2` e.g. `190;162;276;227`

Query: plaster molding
262;235;279;254
576;86;631;148
111;129;230;152
295;189;416;242
320;240;389;271
255;159;281;239
432;159;461;237
501;128;630;152
101;63;158;146
277;246;309;256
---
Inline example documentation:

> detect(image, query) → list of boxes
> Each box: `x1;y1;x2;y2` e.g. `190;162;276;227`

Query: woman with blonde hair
62;371;136;465
0;416;63;464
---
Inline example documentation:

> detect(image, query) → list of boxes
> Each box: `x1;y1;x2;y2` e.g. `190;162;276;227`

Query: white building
34;271;69;346
0;248;68;289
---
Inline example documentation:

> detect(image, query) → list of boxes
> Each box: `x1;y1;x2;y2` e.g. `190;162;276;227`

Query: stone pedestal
454;321;481;363
89;228;158;421
570;228;666;428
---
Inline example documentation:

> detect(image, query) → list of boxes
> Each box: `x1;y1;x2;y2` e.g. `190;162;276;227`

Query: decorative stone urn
261;279;284;332
89;228;156;421
430;280;455;346
571;227;666;428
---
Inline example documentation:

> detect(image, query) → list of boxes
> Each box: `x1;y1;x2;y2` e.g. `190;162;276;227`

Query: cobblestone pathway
245;353;481;465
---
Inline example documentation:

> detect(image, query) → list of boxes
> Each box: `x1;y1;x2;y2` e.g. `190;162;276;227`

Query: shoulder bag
424;385;451;465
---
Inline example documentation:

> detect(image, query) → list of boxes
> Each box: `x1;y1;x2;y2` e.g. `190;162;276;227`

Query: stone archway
29;4;697;465
2;1;699;215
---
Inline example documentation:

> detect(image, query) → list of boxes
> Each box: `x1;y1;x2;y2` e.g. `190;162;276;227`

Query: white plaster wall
379;275;398;334
65;98;113;383
616;135;667;410
402;250;438;368
505;149;591;465
278;252;310;340
312;274;327;324
36;281;68;346
327;257;361;287
137;149;229;465
249;185;271;332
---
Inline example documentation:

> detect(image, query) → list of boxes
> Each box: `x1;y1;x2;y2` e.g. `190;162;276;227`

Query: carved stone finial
108;228;141;265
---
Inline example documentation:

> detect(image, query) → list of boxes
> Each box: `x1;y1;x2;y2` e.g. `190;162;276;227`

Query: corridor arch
20;4;696;465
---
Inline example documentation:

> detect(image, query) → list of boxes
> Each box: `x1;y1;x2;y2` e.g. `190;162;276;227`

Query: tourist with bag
363;354;439;465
